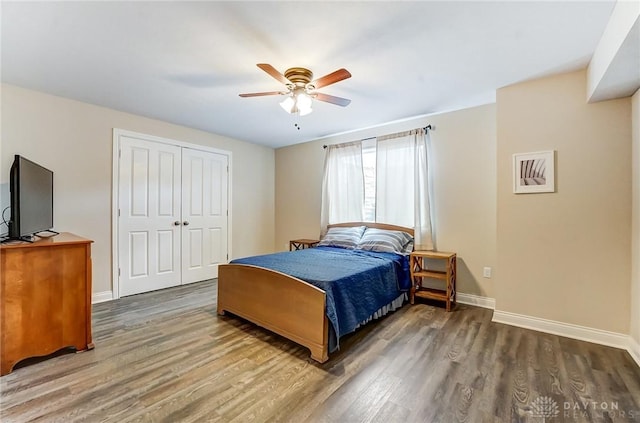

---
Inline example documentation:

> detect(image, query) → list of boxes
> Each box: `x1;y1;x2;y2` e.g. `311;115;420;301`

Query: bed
217;222;413;363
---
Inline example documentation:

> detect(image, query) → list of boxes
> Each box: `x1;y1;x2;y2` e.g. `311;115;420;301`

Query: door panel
181;148;228;284
129;231;149;278
188;228;203;268
209;227;224;265
158;151;177;216
157;230;175;273
210;160;223;215
189;158;204;215
130;148;149;216
118;137;182;296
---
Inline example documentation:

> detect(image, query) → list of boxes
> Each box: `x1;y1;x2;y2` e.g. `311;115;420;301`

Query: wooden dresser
0;233;93;375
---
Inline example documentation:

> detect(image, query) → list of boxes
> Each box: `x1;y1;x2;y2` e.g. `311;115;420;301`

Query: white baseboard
629;336;640;368
492;310;640;368
92;291;113;304
457;292;495;310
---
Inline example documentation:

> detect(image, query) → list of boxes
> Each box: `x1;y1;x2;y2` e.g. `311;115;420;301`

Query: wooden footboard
217;264;329;363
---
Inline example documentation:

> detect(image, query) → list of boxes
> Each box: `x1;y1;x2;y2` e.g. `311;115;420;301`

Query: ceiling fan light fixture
279;90;313;116
241;64;351;115
296;92;313;116
279;95;295;113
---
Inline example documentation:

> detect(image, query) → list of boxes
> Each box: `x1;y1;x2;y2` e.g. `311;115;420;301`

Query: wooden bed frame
217;222;414;363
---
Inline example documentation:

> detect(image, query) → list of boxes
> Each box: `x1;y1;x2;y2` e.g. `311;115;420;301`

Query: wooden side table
289;239;319;251
410;250;457;312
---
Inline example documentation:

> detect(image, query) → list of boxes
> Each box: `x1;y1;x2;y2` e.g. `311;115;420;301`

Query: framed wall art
513;150;555;194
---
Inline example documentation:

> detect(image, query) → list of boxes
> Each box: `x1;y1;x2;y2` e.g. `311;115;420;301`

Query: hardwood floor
1;279;638;422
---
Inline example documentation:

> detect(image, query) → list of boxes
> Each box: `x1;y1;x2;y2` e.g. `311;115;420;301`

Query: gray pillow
356;228;414;254
317;226;367;249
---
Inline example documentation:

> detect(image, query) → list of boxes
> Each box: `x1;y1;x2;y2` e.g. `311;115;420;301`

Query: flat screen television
8;155;55;241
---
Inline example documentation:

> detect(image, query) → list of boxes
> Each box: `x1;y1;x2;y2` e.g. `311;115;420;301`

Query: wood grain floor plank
1;279;638;423
371;398;411;422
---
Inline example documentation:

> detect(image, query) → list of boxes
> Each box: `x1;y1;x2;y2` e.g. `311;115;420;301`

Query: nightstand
410;250;457;311
289;239;319;251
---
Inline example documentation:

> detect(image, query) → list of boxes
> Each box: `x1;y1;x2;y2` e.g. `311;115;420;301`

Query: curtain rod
323;125;432;149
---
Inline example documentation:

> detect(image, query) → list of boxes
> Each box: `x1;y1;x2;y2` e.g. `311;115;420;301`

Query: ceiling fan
239;64;352;116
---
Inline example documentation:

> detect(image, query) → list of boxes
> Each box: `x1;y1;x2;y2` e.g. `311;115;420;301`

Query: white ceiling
1;1;616;148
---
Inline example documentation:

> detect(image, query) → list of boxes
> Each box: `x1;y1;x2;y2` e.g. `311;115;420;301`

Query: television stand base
1;236;35;244
34;229;59;238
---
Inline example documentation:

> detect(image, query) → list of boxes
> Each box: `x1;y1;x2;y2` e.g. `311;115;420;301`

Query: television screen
9;155;54;239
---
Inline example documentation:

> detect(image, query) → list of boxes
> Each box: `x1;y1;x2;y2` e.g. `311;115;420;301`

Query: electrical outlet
483;267;492;278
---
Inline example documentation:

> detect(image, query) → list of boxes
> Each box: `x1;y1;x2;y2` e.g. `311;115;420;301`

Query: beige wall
276;104;497;298
496;70;631;333
632;88;640;344
1;84;275;296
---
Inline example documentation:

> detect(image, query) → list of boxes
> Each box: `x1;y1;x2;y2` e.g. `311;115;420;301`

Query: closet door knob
183;221;190;226
173;221;181;226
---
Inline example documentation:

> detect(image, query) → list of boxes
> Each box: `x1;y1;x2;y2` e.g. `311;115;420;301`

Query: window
361;137;415;228
321;129;434;250
362;139;377;222
376;135;416;228
320;141;365;231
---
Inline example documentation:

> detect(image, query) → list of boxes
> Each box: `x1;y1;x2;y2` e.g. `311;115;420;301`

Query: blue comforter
230;246;410;351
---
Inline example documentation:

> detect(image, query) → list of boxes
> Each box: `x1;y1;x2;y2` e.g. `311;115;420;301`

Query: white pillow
356;228;414;254
317;226;366;249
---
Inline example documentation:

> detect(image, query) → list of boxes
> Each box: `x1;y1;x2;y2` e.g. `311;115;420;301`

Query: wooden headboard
327;222;414;236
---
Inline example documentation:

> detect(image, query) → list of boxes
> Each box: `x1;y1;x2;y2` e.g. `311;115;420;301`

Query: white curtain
320;141;365;235
376;129;434;250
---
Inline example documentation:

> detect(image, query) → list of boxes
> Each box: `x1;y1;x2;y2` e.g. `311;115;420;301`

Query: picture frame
513;150;555;194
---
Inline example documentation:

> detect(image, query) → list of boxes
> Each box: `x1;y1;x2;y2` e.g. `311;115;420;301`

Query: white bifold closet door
118;136;228;297
181;148;228;284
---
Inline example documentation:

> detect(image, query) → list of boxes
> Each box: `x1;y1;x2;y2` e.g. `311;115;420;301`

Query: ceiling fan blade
311;68;352;89
314;93;351;107
257;63;291;85
239;91;285;97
